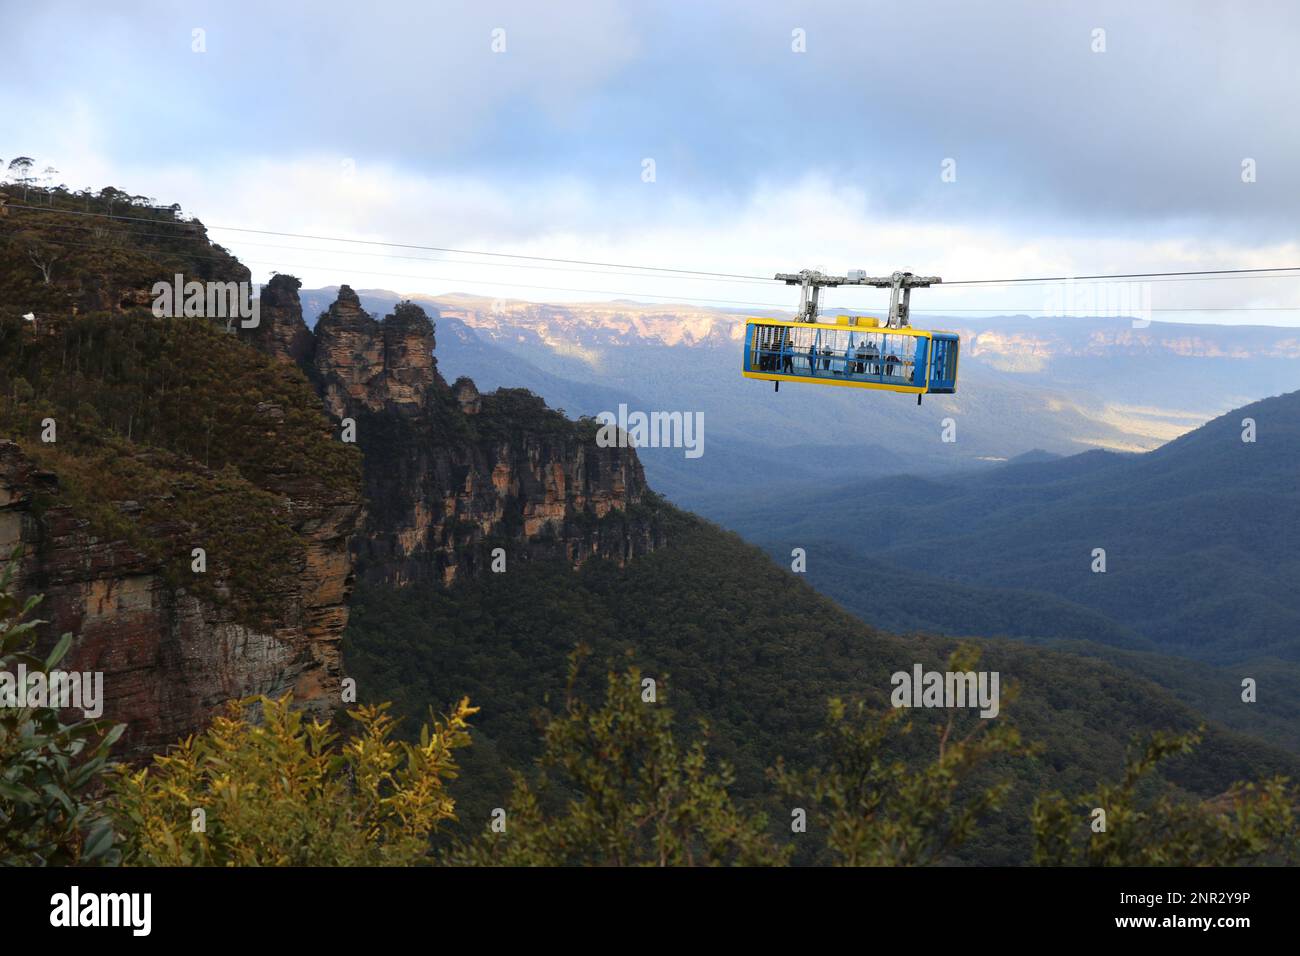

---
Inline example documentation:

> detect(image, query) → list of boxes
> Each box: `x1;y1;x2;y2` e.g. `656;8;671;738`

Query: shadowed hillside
715;390;1300;664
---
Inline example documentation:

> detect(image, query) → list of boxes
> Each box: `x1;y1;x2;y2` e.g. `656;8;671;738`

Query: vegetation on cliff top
0;177;242;317
0;180;361;628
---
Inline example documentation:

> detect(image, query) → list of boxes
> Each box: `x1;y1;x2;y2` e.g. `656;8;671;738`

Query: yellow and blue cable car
741;315;959;397
742;269;959;402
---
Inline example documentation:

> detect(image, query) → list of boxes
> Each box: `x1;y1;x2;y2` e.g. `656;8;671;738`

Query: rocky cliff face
0;438;360;757
251;277;664;587
351;388;662;587
0;175;366;757
247;272;314;365
0;255;661;758
311;285;448;417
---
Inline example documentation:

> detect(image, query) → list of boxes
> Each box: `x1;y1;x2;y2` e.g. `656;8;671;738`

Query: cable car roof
747;315;956;337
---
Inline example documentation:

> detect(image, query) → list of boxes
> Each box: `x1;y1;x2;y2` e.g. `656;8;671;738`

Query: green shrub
1032;729;1299;865
772;644;1032;866
450;647;789;866
0;552;124;865
111;693;476;866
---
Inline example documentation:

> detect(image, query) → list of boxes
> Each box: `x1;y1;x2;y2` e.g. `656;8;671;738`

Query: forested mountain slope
345;506;1300;864
715;391;1300;664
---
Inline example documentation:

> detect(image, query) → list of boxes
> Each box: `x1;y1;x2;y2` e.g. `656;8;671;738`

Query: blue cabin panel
926;333;959;393
911;336;929;388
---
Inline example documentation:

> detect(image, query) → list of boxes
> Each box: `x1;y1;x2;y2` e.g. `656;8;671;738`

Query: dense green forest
344;505;1300;864
12;557;1294;867
763;541;1300;754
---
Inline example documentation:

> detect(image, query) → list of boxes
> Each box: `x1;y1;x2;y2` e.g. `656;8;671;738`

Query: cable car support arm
773;269;941;328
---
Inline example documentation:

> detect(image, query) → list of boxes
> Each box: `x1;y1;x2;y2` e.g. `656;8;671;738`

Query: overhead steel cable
1;202;773;282
6;234;1298;314
8;202;1300;288
0;218;770;285
4;203;1300;318
0;234;797;308
941;267;1300;285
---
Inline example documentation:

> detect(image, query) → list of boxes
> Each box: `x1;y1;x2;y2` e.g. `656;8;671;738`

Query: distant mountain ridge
297;287;1300;512
716;388;1300;665
302;288;1300;361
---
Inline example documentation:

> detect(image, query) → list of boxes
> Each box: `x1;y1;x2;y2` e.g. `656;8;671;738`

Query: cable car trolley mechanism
742;268;959;404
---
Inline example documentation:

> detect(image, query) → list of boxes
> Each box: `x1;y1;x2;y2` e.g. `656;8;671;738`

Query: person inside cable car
780;328;794;373
885;351;899;377
853;340;867;374
807;342;818;375
864;340;879;376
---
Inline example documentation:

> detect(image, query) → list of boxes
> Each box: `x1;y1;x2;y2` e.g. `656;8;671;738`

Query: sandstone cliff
250;277;665;587
1;212;365;757
0;433;360;756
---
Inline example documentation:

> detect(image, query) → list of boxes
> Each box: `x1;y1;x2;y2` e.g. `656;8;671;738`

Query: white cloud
7;106;1298;327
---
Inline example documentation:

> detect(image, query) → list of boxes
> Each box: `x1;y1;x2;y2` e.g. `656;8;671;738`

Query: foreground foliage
450;649;789;866
774;645;1033;865
0;555;123;865
1032;729;1300;866
345;526;1299;864
111;694;476;866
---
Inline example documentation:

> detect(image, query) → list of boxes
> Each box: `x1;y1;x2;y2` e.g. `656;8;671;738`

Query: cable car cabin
741;315;959;398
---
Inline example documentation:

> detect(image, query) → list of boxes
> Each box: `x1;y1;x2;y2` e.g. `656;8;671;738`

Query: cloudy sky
6;0;1300;323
